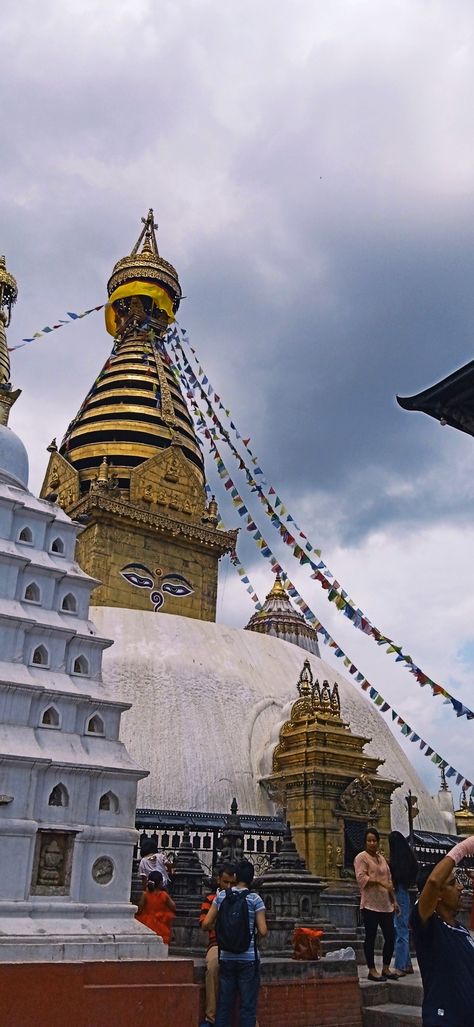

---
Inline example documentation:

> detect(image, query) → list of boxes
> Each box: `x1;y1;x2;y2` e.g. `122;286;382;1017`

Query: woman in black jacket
388;831;418;976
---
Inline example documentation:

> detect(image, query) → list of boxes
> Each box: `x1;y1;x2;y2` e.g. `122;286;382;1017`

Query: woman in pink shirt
354;827;400;982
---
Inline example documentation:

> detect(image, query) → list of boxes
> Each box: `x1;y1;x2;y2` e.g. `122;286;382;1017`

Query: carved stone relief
30;830;75;895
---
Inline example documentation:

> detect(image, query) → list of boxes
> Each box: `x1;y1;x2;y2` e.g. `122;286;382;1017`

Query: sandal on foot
367;972;384;982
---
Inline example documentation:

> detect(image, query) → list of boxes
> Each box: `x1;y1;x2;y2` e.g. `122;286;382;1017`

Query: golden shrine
40;211;236;620
454;790;474;838
261;658;400;879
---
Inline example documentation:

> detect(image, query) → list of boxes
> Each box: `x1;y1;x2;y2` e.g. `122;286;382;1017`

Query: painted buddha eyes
120;563;194;611
120;565;154;589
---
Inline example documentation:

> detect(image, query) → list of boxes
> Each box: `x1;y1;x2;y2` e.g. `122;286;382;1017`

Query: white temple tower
0;255;165;960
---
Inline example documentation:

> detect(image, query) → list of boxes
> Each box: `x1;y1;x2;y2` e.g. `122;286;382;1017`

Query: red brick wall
257;976;362;1027
0;960;362;1027
0;960;200;1027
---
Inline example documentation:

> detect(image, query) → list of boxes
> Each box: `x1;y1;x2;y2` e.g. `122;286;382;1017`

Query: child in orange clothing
135;871;176;944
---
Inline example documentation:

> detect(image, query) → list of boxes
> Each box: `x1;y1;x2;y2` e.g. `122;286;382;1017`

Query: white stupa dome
93;607;447;834
0;423;29;489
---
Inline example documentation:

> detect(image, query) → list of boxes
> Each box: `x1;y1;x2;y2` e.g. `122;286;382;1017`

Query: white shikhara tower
0;256;165;960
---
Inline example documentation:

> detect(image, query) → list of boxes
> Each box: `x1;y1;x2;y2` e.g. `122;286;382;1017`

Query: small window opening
24;582;41;603
48;783;69;807
99;791;119;813
61;593;77;613
41;706;60;727
32;645;48;667
51;537;65;555
18;526;33;544
73;655;89;675
87;713;104;735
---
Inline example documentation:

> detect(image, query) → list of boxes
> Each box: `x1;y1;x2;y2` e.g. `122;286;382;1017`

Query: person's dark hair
147;871;163;891
140;837;158;858
388;831;419;889
363;827;380;847
218;862;238;879
236;860;255;887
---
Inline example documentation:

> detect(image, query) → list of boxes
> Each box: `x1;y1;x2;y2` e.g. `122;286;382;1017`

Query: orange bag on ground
292;927;323;960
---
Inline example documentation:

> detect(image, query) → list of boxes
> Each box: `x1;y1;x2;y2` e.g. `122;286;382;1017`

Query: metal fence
135;808;286;878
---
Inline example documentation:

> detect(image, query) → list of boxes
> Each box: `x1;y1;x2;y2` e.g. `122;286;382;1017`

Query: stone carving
218;799;245;866
92;856;114;885
338;769;379;817
31;831;74;895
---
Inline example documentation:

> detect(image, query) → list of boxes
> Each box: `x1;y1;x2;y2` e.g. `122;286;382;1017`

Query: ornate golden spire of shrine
40;210;236;620
52;209;201;493
260;660;400;878
245;573;320;656
0;255;21;427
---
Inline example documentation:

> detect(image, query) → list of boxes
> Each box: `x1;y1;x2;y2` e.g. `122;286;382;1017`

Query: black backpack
216;888;254;955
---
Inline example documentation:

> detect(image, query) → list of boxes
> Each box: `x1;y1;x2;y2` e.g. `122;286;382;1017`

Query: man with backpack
202;859;267;1027
199;862;237;1027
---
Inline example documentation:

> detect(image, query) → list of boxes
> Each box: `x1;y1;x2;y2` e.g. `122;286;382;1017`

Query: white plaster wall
94;607;448;834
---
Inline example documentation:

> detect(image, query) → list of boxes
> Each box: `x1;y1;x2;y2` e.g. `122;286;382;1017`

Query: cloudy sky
2;0;474;804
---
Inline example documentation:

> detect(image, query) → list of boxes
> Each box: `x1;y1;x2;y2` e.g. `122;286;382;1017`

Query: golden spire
0;256;21;426
55;211;204;495
266;571;286;600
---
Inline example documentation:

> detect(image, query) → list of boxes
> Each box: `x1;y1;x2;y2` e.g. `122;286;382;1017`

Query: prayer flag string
174;346;473;794
9;305;105;352
168;324;474;726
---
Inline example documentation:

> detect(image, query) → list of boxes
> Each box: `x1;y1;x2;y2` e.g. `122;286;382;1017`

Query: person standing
201;859;267;1027
411;835;474;1027
354;827;400;981
199;863;237;1027
388;830;418;976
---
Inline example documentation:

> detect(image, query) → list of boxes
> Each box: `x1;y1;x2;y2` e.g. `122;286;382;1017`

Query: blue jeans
394;886;412;971
215;960;260;1027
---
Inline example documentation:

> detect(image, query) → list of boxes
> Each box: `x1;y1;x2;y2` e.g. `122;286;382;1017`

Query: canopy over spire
105;208;182;336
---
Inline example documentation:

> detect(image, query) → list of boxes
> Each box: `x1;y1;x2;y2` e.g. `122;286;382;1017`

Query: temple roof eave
397;359;474;436
69;490;238;555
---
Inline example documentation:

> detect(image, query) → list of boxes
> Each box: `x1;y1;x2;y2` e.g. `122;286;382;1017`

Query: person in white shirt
138;838;172;890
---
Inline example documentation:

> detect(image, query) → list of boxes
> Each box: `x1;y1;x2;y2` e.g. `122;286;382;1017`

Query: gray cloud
2;0;474;792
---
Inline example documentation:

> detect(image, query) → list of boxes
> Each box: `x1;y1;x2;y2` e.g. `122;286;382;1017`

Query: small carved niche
99;791;119;813
30;830;75;895
48;782;69;807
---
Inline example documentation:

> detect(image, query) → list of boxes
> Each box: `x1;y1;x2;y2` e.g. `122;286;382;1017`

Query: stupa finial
131;208;160;257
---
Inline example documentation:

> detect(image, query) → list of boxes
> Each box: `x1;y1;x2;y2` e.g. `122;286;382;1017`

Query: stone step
363;1004;422;1026
361;980;422;1008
